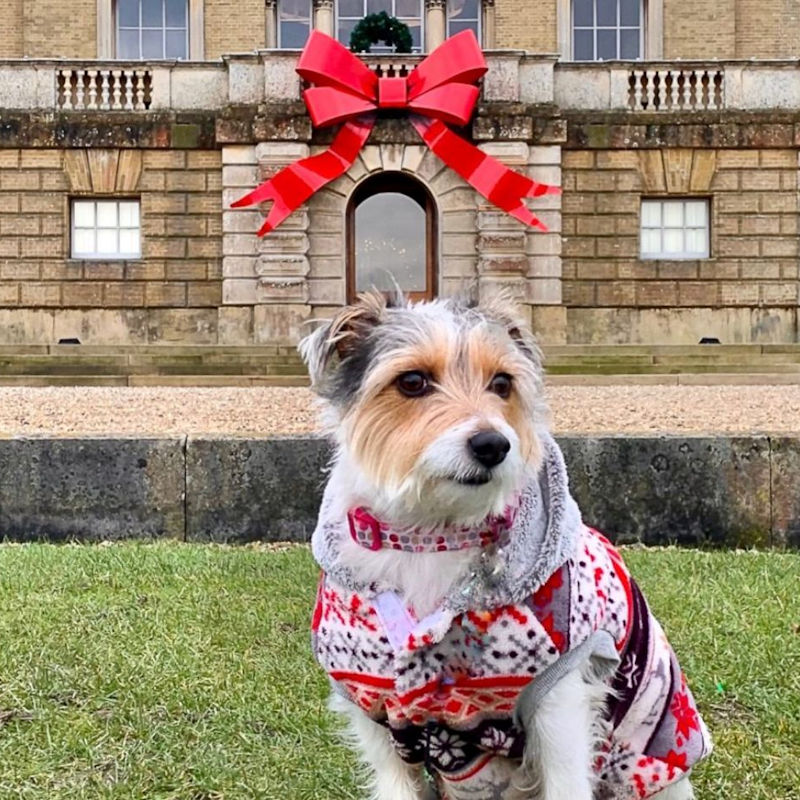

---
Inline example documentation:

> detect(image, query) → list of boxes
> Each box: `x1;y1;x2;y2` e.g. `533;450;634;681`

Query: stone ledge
0;435;795;547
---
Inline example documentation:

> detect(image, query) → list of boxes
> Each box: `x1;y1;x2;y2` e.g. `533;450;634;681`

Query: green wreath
349;12;413;54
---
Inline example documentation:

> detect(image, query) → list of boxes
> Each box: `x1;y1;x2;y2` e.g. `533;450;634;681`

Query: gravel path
0;385;799;436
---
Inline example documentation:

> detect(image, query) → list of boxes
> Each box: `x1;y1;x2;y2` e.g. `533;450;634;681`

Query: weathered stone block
186;436;330;543
558;436;772;547
0;438;184;542
770;438;800;547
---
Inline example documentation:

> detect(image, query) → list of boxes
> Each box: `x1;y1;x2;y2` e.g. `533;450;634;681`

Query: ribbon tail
231;117;374;235
410;117;559;231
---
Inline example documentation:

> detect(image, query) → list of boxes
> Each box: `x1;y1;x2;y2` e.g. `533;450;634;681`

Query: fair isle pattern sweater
310;436;711;799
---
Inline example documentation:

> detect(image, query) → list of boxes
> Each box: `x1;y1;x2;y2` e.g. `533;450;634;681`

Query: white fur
332;693;436;800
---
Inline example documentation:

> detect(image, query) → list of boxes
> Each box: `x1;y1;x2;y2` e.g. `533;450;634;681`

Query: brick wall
663;0;736;58
21;0;96;58
494;0;557;51
0;0;24;57
204;0;265;59
562;148;798;314
0;149;222;343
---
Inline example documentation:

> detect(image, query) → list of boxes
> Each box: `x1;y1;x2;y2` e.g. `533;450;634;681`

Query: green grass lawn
0;543;797;800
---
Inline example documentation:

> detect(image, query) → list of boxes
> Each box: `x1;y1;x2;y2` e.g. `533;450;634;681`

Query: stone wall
220;139;562;344
0;148;222;344
561;148;799;344
204;0;265;59
21;0;96;58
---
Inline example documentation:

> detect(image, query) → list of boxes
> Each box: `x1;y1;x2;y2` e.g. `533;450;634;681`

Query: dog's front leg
516;668;596;800
332;694;434;800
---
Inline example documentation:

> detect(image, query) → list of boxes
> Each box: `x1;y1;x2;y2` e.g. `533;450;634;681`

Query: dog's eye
488;373;512;399
396;371;430;398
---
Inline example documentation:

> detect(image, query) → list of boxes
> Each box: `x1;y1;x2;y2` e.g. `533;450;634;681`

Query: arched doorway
346;172;438;302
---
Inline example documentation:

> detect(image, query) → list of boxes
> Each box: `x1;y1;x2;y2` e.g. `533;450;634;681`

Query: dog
302;292;711;800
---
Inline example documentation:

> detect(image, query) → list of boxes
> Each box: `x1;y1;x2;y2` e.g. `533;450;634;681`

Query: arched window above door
347;173;437;302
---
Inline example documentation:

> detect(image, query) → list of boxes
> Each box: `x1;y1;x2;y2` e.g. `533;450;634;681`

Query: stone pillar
425;0;446;51
221;143;312;344
313;0;335;37
525;145;565;343
475;142;565;342
482;0;495;49
265;0;278;48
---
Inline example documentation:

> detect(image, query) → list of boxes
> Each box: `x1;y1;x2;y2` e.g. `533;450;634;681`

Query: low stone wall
0;435;797;547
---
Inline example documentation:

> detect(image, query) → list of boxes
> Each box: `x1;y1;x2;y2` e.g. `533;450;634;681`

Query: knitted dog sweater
311;435;712;799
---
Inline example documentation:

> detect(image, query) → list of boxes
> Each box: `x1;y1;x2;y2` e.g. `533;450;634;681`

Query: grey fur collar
310;432;583;613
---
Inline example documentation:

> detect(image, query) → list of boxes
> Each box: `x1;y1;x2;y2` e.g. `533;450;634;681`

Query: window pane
620;0;639;26
449;20;479;37
165;29;187;58
400;19;422;49
685;228;708;255
573;0;593;27
685;200;707;226
356;192;427;293
165;0;186;26
118;0;140;28
119;229;140;255
640;201;660;227
337;0;362;15
640;229;661;255
619;28;639;59
596;0;617;26
118;29;140;58
282;20;310;47
596;28;617;59
97;229;119;254
280;0;311;20
142;29;164;57
367;0;392;13
573;28;594;60
337;18;357;45
73;201;95;227
119;202;140;227
663;229;684;254
397;0;422;16
73;229;95;256
142;0;163;26
662;201;683;227
96;202;118;227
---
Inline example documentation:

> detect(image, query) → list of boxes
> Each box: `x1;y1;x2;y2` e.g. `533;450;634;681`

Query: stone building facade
0;0;799;346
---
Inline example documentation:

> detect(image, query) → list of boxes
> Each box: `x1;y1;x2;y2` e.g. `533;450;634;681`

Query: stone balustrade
4;53;800;113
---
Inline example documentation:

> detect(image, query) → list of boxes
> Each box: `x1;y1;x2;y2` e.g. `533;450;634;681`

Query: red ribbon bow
232;31;559;235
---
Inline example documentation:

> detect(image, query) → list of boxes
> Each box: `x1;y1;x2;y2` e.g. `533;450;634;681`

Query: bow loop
407;30;487;99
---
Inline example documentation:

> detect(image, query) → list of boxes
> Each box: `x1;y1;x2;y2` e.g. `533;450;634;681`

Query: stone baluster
134;70;146;109
111;69;122;109
87;69;98;109
99;70;111;109
75;69;85;108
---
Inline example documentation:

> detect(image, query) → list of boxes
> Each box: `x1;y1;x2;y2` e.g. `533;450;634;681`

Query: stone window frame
97;0;205;58
70;197;143;261
346;171;438;302
557;0;662;60
639;196;711;260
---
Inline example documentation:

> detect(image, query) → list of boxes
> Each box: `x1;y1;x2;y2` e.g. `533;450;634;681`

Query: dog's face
301;293;545;525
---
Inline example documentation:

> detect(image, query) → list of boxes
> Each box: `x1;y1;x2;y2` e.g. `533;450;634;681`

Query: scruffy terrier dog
302;293;711;800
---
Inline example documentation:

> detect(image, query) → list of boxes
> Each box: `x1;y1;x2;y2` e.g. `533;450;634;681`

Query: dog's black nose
468;431;510;469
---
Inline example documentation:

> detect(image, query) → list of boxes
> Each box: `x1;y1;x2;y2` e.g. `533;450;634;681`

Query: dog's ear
477;293;542;367
299;291;387;395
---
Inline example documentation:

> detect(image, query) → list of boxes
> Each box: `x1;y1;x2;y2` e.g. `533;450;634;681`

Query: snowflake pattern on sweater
312;526;711;799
